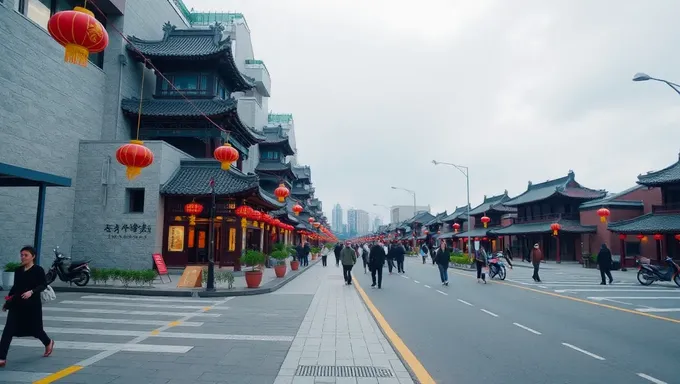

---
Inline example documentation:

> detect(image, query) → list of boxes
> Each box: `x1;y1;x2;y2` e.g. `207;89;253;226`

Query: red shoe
0;360;6;367
43;340;54;357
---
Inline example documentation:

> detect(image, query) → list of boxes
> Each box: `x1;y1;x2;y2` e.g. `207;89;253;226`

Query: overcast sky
186;0;679;223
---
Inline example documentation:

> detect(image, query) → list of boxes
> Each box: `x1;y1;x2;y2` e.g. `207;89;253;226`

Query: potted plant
3;262;21;289
287;245;300;271
242;250;266;288
311;246;320;260
270;250;288;278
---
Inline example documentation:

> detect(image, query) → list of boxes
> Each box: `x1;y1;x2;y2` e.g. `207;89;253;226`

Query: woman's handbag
41;286;56;303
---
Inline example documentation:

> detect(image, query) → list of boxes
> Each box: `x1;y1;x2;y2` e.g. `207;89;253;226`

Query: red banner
152;253;168;275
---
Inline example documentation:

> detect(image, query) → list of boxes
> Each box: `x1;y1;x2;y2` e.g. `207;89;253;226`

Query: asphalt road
356;258;679;384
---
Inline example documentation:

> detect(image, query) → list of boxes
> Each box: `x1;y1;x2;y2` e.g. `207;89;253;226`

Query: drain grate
295;365;394;377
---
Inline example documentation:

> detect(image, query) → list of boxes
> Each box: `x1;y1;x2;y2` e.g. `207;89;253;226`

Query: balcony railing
514;213;579;224
652;203;680;213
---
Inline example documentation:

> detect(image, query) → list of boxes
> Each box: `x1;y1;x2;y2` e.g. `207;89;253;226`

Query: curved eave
259;140;295;156
607;213;680;234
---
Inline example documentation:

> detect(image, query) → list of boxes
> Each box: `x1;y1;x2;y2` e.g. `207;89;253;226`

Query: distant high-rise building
332;204;343;233
347;209;358;236
372;216;382;232
356;210;370;235
391;205;431;223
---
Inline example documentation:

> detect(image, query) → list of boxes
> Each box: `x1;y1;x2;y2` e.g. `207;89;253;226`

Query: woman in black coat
597;243;613;285
0;246;54;366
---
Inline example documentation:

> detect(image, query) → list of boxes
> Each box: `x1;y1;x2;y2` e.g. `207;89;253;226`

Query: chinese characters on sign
104;223;152;240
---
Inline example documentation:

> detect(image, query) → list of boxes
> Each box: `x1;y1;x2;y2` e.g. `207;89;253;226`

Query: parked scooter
45;246;91;286
637;256;680;287
488;252;507;280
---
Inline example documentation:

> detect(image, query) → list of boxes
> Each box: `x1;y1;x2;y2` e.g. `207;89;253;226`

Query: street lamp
373;203;391;223
391;186;417;250
206;178;216;291
432;160;472;259
632;72;680;96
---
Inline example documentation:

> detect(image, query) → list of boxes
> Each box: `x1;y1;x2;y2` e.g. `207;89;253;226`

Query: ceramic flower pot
290;260;300;271
244;270;263;288
274;264;287;278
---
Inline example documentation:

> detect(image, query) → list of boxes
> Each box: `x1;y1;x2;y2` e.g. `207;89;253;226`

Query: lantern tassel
220;161;231;170
64;44;89;67
125;166;142;180
483;223;487;228
278;197;284;202
600;216;606;223
553;230;558;236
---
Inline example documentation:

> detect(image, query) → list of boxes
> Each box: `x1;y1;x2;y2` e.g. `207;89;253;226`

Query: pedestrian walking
420;243;429;264
503;247;514;269
531;243;543;282
302;241;311;266
597;243;614;285
334;243;342;267
362;243;370;273
475;246;487;284
394;242;406;273
321;246;328;267
386;244;395;274
341;242;356;285
434;241;450;285
0;246;54;367
369;242;386;289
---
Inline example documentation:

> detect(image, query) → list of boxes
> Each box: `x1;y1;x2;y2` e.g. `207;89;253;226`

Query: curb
52;258;320;297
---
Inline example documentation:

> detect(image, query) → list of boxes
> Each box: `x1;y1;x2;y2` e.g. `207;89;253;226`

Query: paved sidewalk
273;264;414;384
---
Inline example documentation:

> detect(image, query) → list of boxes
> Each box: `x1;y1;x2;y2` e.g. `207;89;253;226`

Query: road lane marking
43;307;220;317
34;366;83;384
59;299;220;310
636;308;680;313
457;299;473;306
0;315;203;327
10;340;192;353
352;277;436;384
561;343;605;360
401;275;410;279
413;280;420;284
449;270;680;324
423;285;431;288
637;373;668;384
480;309;499;317
80;295;219;304
513;323;542;335
588;297;680;300
436;290;448;296
555;289;680;293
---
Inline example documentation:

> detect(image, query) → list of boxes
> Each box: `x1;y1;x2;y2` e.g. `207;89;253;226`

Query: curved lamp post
632;72;680;96
432;160;472;259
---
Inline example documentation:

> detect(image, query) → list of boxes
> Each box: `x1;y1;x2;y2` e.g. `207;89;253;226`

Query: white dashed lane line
561;343;605;361
636;373;668;384
513;323;542;335
413;280;420;284
480;309;499;317
436;290;448;296
457;299;473;306
423;285;431;289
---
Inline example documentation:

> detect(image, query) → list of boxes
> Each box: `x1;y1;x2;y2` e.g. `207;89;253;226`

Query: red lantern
453;223;461;233
272;219;281;227
235;205;251;218
313;222;321;228
480;216;491;228
249;210;262;222
550;223;561;236
261;213;272;224
482;237;488;241
274;183;290;202
47;7;109;67
115;140;154;180
597;208;610;223
474;237;480;241
618;234;626;240
308;217;315;223
292;204;303;216
653;234;663;241
213;144;239;170
636;234;644;240
675;234;680;242
184;200;203;226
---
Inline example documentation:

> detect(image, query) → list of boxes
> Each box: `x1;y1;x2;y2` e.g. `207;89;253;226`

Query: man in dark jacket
369;242;386;289
302;242;311;266
394;242;406;273
385;244;395;274
333;243;343;267
597;243;613;285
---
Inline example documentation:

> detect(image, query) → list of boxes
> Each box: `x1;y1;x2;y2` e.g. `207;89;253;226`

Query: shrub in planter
242;250;266;288
310;246;321;260
3;262;21;288
270;250;288;278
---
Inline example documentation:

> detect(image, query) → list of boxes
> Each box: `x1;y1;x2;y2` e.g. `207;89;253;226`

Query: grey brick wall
0;0;189;267
71;141;190;270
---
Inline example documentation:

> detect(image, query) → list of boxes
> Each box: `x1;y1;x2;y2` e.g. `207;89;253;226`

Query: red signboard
152;253;168;275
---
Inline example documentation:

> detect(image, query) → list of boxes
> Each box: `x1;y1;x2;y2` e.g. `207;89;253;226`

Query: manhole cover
295;365;394;377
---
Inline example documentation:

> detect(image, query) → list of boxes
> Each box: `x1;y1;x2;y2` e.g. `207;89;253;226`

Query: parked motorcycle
488;252;507;280
45;246;91;286
637;256;680;287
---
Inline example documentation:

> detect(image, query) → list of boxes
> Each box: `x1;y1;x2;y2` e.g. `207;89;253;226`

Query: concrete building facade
390;205;431;224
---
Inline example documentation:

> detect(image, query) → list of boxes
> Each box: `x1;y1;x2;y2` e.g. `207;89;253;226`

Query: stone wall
71;141;190;270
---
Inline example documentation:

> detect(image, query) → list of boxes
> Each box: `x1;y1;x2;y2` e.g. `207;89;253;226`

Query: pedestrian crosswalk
0;292;294;383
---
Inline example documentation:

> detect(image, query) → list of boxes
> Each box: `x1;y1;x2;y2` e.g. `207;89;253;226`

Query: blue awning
0;162;71;187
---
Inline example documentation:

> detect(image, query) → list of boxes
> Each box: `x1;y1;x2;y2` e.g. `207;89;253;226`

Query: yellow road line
353;277;437;384
33;365;82;384
450;270;680;324
167;320;182;327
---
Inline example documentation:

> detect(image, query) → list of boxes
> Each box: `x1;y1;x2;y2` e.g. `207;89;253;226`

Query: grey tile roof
424;211;448;226
504;171;606;207
292;166;312;181
291;186;311;196
607;213;680;233
261;126;295;156
126;23;254;92
489;220;596;236
579;185;646;210
468;191;514;215
255;161;293;173
637;153;680;187
443;205;470;222
405;211;435;225
454;227;495;238
121;98;236;118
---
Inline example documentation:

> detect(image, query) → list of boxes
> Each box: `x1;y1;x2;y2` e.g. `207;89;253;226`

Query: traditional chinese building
457;192;516;253
425;212;448;243
291;166;314;204
608;154;680;263
437;206;471;246
255;126;296;192
490;171;606;262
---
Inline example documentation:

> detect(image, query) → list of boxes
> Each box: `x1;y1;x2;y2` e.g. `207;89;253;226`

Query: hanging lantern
474;237;480;241
482;237;488;241
115;140;154;180
636;234;644;240
674;234;680;241
597;208;610;223
184;200;203;226
292;204;303;216
453;223;461;233
235;205;251;218
214;144;239;170
653;234;663;241
480;215;491;228
313;222;321;228
642;236;648;243
47;7;109;67
618;234;626;240
272;219;282;228
274;183;290;202
550;223;561;236
250;210;262;226
308;217;315;223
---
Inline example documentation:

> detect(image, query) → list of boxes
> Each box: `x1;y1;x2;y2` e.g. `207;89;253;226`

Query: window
625;241;641;256
260;151;280;160
14;0;106;68
160;73;211;96
126;188;145;213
